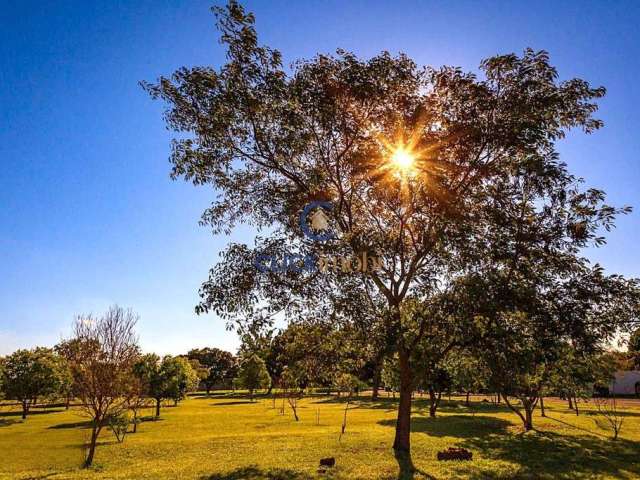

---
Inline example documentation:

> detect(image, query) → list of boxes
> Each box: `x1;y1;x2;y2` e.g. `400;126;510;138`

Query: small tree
333;372;362;440
107;412;130;443
133;353;166;418
593;395;624;440
161;356;199;405
334;372;361;398
2;348;66;419
69;306;140;468
381;355;401;398
237;354;270;401
280;366;302;421
421;367;452;418
126;375;150;433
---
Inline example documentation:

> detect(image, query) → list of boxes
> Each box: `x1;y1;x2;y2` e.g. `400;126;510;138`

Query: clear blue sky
1;1;639;355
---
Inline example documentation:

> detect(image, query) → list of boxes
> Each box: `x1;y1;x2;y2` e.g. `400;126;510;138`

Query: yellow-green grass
1;394;639;479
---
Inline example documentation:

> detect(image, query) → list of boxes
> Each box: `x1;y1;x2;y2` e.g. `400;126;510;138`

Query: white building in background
610;371;640;396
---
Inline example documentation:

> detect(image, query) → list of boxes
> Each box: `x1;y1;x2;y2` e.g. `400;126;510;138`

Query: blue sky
1;1;639;355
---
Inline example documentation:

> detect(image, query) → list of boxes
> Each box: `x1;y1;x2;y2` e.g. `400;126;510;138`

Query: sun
391;147;415;172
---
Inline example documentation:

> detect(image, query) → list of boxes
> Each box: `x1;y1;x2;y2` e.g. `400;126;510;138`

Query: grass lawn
1;393;639;479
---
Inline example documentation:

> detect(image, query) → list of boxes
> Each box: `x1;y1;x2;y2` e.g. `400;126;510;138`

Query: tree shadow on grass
201;466;312;480
456;430;640;479
544;414;609;438
212;401;256;406
0;409;64;417
378;415;510;479
315;396;399;413
578;409;640;418
193;392;272;401
437;402;513;416
0;418;21;427
378;414;512;439
380;411;640;479
317;396;513;417
48;420;92;429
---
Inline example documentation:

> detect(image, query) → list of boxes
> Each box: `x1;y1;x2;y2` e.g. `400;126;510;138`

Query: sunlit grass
0;394;639;479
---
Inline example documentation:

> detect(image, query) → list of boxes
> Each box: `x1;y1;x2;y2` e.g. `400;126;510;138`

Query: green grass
1;394;639;479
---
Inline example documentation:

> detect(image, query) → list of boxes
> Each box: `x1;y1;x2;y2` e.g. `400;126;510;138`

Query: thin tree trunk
393;348;413;454
501;393;530;431
568;396;574;410
84;423;102;468
466;391;470;407
428;387;439;418
372;363;382;400
540;396;546;417
21;400;28;419
155;398;161;418
339;398;350;442
574;395;579;416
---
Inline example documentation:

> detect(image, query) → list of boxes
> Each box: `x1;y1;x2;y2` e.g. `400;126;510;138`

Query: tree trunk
206;385;211;396
393;349;412;454
466;391;470;407
84;423;102;468
501;393;534;431
427;387;439;418
574;396;579;416
133;410;138;433
155;398;161;418
523;396;538;431
372;364;382;401
524;403;533;431
540;396;546;417
568;396;574;410
21;400;28;419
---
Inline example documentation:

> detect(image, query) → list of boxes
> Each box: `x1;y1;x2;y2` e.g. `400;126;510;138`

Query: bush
107;413;130;443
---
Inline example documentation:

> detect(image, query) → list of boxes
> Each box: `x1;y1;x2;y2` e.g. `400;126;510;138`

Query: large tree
145;0;616;458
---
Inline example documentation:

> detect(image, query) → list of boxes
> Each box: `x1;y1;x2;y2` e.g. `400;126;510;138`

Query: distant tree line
3;304;640;467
